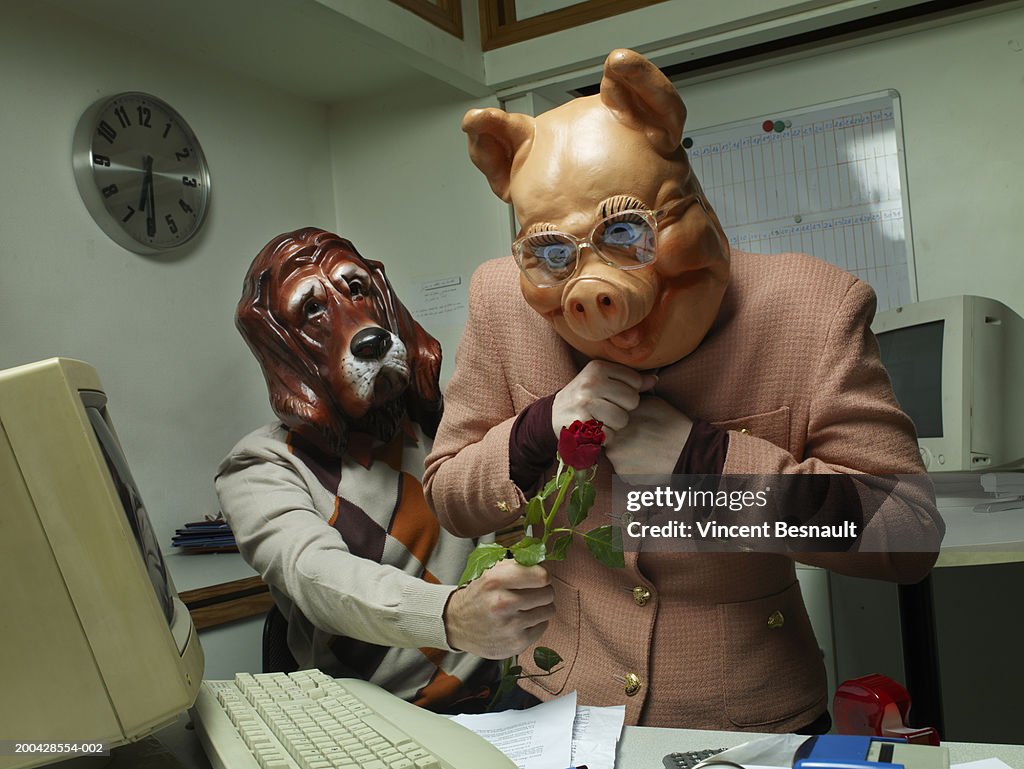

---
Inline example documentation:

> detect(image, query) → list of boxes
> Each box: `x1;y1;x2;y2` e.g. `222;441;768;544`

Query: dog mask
463;49;730;370
237;227;442;455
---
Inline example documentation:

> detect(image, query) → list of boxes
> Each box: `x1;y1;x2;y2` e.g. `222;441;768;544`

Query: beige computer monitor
0;358;204;769
873;295;1024;472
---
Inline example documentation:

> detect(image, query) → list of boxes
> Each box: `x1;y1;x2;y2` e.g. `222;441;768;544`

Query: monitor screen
876;320;944;439
85;398;175;624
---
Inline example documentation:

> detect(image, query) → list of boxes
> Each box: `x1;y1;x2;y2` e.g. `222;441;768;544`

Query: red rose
557;419;606;470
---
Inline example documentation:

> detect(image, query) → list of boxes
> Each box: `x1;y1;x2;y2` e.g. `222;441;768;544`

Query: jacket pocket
720;580;826;727
713;406;791;451
511;383;542;414
519;575;580;695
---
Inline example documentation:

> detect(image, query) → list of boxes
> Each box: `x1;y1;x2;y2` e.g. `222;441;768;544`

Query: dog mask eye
329;261;370;302
303;298;326;319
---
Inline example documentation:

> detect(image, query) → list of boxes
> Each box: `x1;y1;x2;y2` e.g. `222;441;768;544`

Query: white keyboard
190;669;516;769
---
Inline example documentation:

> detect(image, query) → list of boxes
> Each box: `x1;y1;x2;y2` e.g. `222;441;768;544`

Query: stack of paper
450;693;625;769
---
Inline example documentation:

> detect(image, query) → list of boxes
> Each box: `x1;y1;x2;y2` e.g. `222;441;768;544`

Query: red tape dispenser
833;674;939;746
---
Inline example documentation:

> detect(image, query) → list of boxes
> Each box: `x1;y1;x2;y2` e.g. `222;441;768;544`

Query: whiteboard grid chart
684;93;916;311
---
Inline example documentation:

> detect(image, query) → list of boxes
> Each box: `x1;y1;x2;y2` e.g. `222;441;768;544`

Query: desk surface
934;492;1024;564
152;712;1024;769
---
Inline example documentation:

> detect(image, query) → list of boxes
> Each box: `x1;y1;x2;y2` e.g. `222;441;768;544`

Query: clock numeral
162;122;172;139
92;153;111;167
122;205;136;222
165;214;179;234
97;121;117;144
114;105;131;128
137;105;152;127
179;199;194;214
101;183;119;198
175;148;191;161
182;176;198;188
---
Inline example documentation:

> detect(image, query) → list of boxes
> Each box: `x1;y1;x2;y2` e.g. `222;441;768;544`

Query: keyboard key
193;669;518;769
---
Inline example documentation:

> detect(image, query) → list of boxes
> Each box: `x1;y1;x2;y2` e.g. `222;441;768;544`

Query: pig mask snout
562;267;655;342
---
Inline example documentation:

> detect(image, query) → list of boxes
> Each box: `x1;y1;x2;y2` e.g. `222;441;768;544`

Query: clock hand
138;155;153;211
146;169;156;237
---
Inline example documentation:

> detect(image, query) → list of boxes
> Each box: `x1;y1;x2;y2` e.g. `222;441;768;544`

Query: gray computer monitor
0;358;204;769
873;295;1024;472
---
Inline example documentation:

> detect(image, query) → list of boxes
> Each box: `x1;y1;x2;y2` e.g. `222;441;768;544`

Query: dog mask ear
361;256;444;437
462;108;534;203
236;258;342;451
600;48;686;157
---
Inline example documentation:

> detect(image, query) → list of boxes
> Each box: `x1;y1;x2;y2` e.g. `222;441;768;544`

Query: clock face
72;92;210;254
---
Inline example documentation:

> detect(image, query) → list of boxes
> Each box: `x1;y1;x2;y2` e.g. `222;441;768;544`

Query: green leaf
510;536;546;567
533;646;563;672
524;496;545;528
545;533;572;561
458;543;507;585
539;476;559;500
507;665;523;677
567;480;596;526
585;525;625;569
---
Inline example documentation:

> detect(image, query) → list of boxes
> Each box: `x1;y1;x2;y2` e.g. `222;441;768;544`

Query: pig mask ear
600;48;686;157
461;108;535;202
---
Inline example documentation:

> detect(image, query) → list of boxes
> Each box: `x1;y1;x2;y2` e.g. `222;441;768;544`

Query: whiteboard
683;91;917;311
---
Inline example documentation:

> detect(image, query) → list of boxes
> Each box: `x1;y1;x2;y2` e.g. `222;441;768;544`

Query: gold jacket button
624;673;642;696
739;428;751;435
768;609;785;629
632;586;651;606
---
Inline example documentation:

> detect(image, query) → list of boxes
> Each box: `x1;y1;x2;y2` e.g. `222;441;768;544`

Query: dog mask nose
350;327;393;360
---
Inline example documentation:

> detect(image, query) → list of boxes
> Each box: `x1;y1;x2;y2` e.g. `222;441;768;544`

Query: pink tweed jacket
423;249;942;730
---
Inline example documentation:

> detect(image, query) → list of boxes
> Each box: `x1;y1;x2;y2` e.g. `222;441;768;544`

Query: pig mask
463;49;730;370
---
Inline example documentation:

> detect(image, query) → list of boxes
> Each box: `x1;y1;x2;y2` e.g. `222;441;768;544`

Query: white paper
450;692;577;769
570;705;625;769
715;734;810;768
953;760;1015;769
410;275;466;322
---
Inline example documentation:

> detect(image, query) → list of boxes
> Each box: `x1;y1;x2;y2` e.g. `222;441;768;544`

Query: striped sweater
215;421;495;711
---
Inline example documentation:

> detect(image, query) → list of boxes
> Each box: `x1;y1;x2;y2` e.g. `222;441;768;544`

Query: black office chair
262;603;299;674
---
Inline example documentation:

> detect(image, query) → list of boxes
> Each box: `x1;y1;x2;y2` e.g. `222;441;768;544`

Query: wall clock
72;92;211;254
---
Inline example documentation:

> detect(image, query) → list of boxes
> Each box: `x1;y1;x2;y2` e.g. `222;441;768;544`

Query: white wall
328;81;509;386
313;0;490;96
0;2;336;550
